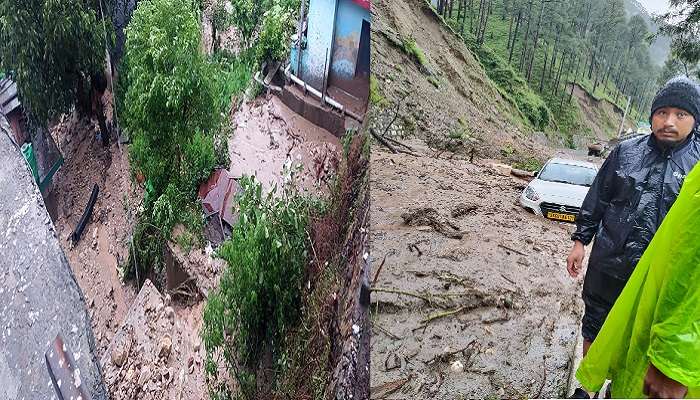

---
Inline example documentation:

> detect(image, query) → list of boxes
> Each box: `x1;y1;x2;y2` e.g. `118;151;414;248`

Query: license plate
547;211;575;222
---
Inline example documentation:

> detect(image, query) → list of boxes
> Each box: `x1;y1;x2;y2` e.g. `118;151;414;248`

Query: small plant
255;3;297;65
428;75;440;88
402;37;428;68
500;144;516;158
513;157;543;172
369;75;389;107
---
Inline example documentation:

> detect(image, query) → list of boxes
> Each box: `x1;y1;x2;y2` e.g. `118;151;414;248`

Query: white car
519;158;599;223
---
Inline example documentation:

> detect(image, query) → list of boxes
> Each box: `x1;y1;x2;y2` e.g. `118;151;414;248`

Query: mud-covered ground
369;142;588;399
228;94;340;193
49;104;211;399
49;111;139;355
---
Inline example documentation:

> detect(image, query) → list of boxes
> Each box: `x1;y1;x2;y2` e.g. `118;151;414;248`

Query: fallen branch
371;375;412;399
500;273;517;286
384;135;415;151
370;127;398;154
425;339;477;365
536;356;547;398
372;287;449;309
421;306;467;325
373;322;401;340
498;243;528;257
372;253;389;285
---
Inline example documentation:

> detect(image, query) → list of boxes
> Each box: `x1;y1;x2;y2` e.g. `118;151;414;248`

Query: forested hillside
432;0;662;143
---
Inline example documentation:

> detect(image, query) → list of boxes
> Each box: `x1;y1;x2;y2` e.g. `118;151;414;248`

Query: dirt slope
571;83;635;143
371;0;551;161
369;143;585;399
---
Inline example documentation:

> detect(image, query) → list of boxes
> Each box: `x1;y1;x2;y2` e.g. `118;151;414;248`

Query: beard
654;128;692;149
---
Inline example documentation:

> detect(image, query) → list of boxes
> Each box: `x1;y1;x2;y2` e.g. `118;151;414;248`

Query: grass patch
513;157;543;172
402;37;428;68
369;75;388;107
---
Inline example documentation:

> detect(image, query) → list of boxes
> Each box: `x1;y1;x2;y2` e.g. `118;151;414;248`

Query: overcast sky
636;0;670;15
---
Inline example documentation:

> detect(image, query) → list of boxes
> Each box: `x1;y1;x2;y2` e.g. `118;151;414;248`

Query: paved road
0;117;106;399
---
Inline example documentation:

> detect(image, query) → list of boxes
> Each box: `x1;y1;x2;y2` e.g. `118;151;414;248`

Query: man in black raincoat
566;77;700;398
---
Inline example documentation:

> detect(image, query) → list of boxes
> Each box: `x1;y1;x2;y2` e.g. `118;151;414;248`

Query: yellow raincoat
576;162;700;398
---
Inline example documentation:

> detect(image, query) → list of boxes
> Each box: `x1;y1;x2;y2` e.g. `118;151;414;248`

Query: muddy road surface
370;142;586;399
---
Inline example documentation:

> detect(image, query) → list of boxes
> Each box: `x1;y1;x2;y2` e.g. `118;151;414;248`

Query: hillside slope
371;0;552;163
624;0;671;65
571;83;635;144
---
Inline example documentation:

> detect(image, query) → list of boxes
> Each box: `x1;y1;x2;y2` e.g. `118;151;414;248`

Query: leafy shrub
123;0;220;195
202;175;314;398
181;131;217;198
255;4;297;65
369;75;389;107
122;0;220;279
212;53;254;110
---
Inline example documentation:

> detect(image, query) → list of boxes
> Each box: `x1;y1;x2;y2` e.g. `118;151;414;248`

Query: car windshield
538;163;597;187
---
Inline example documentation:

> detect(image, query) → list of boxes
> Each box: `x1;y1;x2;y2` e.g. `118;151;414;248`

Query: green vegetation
120;0;229;281
513;157;543;172
370;75;389;106
402;37;429;68
471;42;551;130
202;175;315;398
658;0;700;80
0;0;111;124
434;0;661;142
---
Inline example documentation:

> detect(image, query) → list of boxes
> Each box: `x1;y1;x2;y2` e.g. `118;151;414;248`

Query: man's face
651;107;696;144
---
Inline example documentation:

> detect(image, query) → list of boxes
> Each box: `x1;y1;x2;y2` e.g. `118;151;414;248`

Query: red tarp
353;0;370;10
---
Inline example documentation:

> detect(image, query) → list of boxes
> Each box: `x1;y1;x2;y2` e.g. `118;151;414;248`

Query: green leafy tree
202;175;312;398
229;0;271;49
255;2;298;64
0;0;111;129
659;0;700;68
122;0;219;197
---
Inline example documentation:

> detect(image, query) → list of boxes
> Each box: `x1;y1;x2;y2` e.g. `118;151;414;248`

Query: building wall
329;0;370;83
303;0;338;90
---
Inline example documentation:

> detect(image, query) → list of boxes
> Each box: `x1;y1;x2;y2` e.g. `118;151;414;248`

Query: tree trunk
519;0;534;72
526;0;546;83
508;9;522;63
547;26;561;82
507;9;515;52
553;50;567;97
539;44;548;92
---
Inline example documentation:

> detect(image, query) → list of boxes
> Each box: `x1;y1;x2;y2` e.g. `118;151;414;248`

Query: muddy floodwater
370;142;587;399
229;95;341;194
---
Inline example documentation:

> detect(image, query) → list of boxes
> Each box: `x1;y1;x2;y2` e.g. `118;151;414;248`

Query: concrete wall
302;0;338;90
329;0;370;83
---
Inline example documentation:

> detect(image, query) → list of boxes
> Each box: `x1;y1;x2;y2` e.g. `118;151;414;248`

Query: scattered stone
489;163;512;176
138;365;152;386
384;353;401;371
110;337;131;367
158;336;172;359
164;306;175;320
450;360;464;373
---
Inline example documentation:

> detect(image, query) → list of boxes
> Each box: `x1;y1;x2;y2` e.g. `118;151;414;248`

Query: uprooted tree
0;0;113;144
